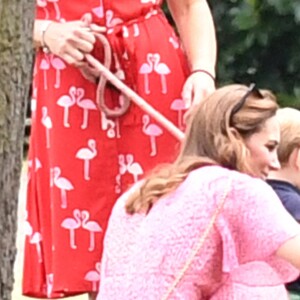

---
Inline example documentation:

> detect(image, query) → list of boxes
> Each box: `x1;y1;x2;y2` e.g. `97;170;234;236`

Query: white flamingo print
50;167;54;188
169;36;180;49
24;210;33;237
142;114;163;156
152;53;171;94
75;139;97;180
27;157;42;183
76;88;97;129
47;0;61;20
106;10;123;28
37;0;49;19
41;106;52;149
57;86;76;127
30;232;43;263
81;210;102;252
145;9;158;20
170;98;186;130
126;154;143;182
92;3;104;18
39;56;50;90
46;273;54;298
133;23;140;37
113;53;125;80
50;55;66;88
122;25;129;38
31;87;37;119
119;154;128;176
115;174;121;194
28;157;42;172
61;209;81;249
84;262;101;292
53;166;74;209
115;154;127;193
100;111;119;138
139;53;154;94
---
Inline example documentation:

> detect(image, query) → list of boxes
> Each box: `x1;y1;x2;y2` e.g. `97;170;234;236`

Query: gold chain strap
161;178;232;300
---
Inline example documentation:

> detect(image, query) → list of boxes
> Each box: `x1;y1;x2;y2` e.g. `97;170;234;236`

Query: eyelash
267;145;277;151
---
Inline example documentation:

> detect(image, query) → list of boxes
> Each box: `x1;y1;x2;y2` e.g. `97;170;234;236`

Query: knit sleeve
231;178;300;262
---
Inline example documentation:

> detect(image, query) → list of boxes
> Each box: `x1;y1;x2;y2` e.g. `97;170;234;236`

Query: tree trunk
0;1;35;299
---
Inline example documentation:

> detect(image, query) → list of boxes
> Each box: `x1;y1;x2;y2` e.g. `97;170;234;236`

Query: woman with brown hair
97;84;300;299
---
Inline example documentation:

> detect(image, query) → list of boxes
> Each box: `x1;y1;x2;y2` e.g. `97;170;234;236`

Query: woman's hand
44;22;94;66
182;71;215;121
43;13;106;67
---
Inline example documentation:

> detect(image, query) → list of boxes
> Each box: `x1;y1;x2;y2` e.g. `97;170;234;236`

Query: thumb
181;83;193;109
81;13;93;26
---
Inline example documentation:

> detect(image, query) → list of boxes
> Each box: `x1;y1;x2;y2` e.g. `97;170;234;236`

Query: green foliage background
164;0;300;108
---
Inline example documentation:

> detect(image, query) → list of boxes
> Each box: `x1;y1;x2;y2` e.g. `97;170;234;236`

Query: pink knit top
97;166;300;299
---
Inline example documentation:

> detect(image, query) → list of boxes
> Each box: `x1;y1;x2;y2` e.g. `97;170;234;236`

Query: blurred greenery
164;0;300;108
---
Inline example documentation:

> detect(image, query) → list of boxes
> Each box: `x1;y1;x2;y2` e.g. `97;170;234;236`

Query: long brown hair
126;84;278;214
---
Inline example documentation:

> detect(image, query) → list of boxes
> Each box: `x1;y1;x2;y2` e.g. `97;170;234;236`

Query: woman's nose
270;154;281;171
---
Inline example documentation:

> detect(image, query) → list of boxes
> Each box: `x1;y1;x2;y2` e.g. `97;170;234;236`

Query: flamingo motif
39;56;50;90
57;86;77;127
76;88;97;129
139;53;154;94
92;2;104;18
170;98;186;129
115;154;128;193
24;210;33;237
47;0;61;20
152;53;171;94
113;53;125;80
133;23;140;37
27;157;42;183
126;154;143;182
37;0;49;19
100;111;118;138
50;167;54;188
169;36;180;49
145;9;158;19
41;106;52;149
122;25;129;38
142;114;163;156
84;262;101;292
30;232;43;263
106;10;123;28
119;154;128;175
61;209;81;249
81;210;102;252
46;273;54;298
53;167;74;209
28;157;42;172
75;139;97;180
115;174;121;194
31;87;37;119
50;55;66;88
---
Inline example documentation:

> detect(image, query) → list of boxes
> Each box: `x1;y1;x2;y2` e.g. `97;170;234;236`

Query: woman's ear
291;147;300;170
228;127;241;140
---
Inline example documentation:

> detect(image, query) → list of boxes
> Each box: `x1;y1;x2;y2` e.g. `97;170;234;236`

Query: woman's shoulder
189;165;274;196
111;181;144;215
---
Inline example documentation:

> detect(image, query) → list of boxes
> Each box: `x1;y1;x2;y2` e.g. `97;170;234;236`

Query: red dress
23;0;189;297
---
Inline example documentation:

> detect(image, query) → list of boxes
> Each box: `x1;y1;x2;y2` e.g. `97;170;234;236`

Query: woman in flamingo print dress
23;0;216;298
